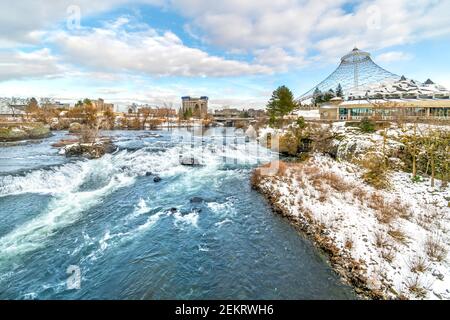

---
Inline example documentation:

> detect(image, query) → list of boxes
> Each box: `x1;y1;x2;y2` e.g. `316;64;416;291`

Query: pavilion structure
300;48;450;121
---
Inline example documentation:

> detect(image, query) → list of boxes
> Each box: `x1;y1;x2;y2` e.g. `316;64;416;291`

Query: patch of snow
259;153;450;299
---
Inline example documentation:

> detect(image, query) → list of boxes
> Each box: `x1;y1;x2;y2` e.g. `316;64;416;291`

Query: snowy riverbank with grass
252;153;449;299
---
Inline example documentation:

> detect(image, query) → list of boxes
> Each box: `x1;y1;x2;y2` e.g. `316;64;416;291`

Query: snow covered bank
252;154;450;299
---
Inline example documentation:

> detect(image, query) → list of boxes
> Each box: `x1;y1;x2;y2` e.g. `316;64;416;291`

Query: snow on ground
293;109;320;120
257;154;450;299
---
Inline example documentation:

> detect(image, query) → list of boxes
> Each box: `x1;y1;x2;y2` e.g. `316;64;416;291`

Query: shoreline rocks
0;123;51;142
61;138;116;159
69;122;82;133
252;165;386;300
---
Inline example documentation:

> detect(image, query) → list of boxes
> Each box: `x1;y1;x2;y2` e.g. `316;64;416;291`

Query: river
0;128;356;299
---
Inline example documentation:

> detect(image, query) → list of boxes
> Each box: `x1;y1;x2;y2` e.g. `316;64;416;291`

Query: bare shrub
251;161;290;189
300;205;313;222
353;187;367;203
303;165;320;176
360;153;391;189
405;275;428;298
388;228;408;245
317;191;329;203
407;255;430;273
374;231;389;248
425;233;447;262
275;161;289;177
376;206;396;224
368;192;384;210
250;168;266;189
321;172;352;193
344;235;354;250
79;125;98;144
279;131;300;156
391;198;412;220
381;247;396;262
416;207;445;231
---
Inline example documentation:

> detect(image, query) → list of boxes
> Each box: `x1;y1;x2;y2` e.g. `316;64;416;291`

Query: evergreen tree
336;83;343;97
83;98;93;106
266;85;298;127
323;89;336;102
312;87;323;105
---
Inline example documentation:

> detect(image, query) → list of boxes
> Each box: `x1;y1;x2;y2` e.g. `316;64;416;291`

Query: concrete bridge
213;117;255;127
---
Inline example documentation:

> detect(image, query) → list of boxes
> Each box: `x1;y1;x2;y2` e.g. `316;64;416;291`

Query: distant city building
128;103;138;114
0;98;27;118
92;98;114;112
246;108;266;118
41;101;70;109
214;108;266;119
180;96;208;118
214;108;241;118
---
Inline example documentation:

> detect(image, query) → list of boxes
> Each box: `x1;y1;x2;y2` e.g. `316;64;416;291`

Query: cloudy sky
0;0;450;109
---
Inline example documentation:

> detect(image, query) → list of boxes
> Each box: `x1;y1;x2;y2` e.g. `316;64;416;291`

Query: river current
0;128;355;299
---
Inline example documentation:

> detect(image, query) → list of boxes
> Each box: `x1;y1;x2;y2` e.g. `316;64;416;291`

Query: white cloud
376;51;413;63
254;47;306;71
0;48;66;81
0;0;165;45
49;22;273;77
2;0;450;71
168;0;450;63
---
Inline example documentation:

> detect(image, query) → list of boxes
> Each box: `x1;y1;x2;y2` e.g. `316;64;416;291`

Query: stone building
180;96;208;118
92;98;114;112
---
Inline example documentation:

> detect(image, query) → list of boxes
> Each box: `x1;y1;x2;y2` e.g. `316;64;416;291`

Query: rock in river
190;197;204;203
180;157;203;167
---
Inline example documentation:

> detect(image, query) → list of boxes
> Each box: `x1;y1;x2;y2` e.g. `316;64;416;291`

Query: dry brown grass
360;153;391;189
317;192;329;203
368;193;411;225
251;161;290;189
376;206;395;224
425;233;447;262
388;228;408;245
405;275;428;298
275;160;289;177
391;198;412;220
250;167;265;189
416;207;446;231
381;246;396;262
374;231;389;248
302;165;320;176
407;255;430;274
352;187;367;203
322;172;353;193
304;167;353;203
344;236;354;250
300;205;313;222
368;193;384;210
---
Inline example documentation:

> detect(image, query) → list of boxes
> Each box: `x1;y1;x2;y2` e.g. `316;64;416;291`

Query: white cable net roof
299;48;400;100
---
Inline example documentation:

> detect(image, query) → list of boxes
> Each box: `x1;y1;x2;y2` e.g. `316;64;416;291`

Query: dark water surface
0;129;356;299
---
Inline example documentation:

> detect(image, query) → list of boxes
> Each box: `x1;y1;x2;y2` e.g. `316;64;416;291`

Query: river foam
0;133;274;261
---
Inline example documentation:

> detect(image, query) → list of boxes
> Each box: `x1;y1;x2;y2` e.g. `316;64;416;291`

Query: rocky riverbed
0;123;51;142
